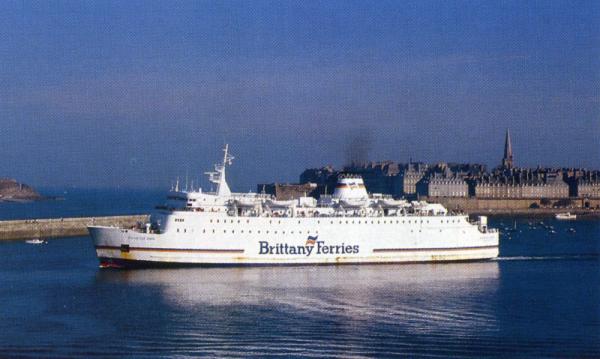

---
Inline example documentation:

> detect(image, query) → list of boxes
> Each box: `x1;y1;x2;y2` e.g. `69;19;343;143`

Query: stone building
396;163;428;197
473;169;569;199
257;183;319;200
417;174;469;198
343;161;399;195
573;171;600;198
299;166;339;196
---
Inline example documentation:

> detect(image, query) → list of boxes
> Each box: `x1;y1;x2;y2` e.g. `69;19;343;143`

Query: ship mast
205;144;234;196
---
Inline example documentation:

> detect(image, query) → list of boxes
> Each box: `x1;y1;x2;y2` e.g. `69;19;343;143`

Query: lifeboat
339;198;369;208
265;199;296;208
234;197;259;207
379;198;408;208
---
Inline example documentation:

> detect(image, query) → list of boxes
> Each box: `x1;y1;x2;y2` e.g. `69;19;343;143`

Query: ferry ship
88;145;499;268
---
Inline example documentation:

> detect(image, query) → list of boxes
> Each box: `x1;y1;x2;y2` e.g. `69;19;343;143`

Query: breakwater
0;215;149;241
427;197;600;218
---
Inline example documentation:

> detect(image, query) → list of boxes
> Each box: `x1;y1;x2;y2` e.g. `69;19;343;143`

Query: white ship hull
89;213;498;267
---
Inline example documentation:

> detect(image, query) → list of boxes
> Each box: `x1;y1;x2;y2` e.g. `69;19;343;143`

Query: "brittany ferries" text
259;241;359;256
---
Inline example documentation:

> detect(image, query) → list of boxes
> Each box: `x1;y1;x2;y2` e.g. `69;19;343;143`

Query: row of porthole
208;218;461;225
174;225;466;235
188;229;430;235
177;228;318;235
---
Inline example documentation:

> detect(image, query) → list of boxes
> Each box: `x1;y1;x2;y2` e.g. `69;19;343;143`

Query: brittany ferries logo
259;235;359;256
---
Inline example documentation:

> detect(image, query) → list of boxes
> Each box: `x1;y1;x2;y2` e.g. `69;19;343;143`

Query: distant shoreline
0;178;46;202
467;209;600;219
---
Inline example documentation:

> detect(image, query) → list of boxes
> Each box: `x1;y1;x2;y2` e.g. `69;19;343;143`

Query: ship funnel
333;175;369;200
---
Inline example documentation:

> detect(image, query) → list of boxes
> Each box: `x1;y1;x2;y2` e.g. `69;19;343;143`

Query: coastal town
260;130;600;214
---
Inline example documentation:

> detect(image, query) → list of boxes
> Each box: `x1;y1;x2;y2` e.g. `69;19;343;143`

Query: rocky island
0;178;44;202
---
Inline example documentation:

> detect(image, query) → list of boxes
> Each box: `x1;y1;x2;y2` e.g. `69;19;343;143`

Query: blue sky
1;0;598;190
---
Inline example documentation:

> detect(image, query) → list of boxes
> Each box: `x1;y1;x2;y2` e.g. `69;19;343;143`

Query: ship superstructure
89;145;499;267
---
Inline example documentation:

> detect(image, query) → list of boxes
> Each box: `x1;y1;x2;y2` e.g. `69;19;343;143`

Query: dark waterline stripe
95;245;244;253
373;245;498;253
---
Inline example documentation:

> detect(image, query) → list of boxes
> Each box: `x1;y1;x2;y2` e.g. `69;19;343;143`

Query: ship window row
176;221;464;234
176;218;461;234
204;219;460;225
208;218;460;224
198;229;319;235
185;218;463;232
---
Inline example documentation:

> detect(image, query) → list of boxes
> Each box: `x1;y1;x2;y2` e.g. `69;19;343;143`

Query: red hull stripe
95;245;244;253
373;245;498;253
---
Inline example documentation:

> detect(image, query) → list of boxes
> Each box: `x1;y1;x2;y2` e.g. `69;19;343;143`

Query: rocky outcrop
0;178;44;201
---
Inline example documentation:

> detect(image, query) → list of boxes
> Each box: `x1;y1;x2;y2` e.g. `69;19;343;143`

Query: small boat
506;221;517;233
567;228;576;234
555;212;576;220
549;230;557;234
25;238;48;245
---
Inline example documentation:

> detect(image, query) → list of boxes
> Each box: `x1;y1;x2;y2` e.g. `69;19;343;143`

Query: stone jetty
0;215;149;241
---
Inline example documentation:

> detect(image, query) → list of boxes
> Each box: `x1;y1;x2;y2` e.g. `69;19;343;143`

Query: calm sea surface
0;190;599;358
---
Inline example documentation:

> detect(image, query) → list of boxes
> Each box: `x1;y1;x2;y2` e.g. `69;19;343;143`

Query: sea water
0;191;598;357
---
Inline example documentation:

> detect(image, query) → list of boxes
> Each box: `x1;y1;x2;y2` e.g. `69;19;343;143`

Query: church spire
502;129;513;169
